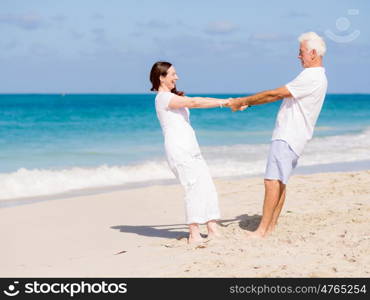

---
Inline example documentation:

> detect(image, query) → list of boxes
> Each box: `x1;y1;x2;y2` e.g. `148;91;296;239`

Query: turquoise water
0;93;369;200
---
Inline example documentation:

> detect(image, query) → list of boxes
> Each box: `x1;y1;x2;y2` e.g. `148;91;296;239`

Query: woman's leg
188;223;202;244
206;219;221;239
168;153;220;242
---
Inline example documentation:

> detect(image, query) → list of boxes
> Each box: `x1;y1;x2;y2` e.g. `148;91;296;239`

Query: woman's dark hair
149;61;184;96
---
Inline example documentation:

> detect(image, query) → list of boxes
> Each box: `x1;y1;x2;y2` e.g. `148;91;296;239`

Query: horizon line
0;92;369;95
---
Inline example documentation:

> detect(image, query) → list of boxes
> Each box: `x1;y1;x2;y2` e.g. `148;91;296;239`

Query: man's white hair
299;32;326;56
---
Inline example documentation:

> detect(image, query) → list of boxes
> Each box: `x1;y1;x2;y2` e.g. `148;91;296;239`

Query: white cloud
205;21;238;35
153;34;254;59
137;20;169;29
29;43;57;57
91;28;109;45
250;33;295;42
0;40;18;50
70;29;85;40
0;13;44;30
283;11;310;18
51;14;67;23
91;13;104;20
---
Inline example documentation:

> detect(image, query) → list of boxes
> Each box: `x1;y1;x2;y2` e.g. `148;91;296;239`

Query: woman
150;61;229;244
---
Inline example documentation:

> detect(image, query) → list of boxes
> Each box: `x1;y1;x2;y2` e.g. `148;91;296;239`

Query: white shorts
264;140;299;184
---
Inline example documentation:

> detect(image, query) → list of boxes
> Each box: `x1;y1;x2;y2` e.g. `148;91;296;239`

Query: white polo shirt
271;67;328;156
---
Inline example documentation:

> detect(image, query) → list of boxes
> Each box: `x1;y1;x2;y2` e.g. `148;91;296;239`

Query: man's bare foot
266;226;275;235
245;230;266;238
266;221;279;235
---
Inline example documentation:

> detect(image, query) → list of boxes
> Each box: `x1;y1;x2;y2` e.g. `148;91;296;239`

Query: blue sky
0;0;369;93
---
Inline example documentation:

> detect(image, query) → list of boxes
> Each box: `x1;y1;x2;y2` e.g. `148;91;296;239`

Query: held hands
228;98;249;111
219;98;249;111
229;98;249;112
239;105;249;111
219;99;230;108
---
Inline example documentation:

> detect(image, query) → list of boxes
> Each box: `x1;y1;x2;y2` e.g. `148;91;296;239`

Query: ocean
0;93;369;202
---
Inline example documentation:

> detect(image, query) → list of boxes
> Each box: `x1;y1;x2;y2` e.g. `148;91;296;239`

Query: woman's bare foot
206;220;221;239
188;234;203;244
188;223;203;244
207;231;222;240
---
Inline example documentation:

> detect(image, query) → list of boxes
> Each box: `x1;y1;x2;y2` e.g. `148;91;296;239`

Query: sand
1;170;369;277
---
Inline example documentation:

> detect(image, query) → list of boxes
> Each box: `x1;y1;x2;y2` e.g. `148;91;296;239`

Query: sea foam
0;127;369;200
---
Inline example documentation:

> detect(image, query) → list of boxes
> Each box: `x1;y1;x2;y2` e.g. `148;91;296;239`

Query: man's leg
249;140;296;238
267;182;286;234
245;179;281;238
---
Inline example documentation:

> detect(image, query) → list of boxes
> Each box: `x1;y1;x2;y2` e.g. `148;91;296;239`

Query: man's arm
229;86;292;112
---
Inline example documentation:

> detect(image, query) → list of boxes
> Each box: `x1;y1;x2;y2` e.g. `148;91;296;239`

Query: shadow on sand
110;214;262;239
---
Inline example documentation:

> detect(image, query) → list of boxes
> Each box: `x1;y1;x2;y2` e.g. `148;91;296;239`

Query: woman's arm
168;94;230;109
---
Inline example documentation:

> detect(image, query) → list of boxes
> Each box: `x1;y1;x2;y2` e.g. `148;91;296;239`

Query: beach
1;169;369;278
1;0;370;285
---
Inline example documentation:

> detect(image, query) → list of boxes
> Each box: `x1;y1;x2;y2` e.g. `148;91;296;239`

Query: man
230;32;328;238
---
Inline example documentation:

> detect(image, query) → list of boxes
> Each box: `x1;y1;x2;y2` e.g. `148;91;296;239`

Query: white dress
155;91;220;224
